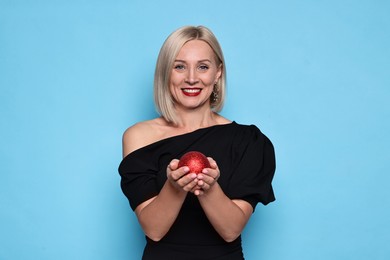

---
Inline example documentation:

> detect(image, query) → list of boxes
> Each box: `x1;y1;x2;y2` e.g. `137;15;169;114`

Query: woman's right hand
167;159;199;192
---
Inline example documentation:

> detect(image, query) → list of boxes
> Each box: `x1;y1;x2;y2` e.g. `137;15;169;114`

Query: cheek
170;73;183;87
169;76;181;98
202;74;218;86
204;69;220;84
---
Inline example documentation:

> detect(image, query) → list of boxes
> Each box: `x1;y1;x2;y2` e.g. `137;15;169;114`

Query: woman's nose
185;67;199;85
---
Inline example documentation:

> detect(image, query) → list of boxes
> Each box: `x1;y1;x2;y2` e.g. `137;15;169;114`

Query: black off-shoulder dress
118;121;276;260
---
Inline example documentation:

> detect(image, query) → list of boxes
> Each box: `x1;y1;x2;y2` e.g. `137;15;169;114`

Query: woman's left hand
192;157;220;196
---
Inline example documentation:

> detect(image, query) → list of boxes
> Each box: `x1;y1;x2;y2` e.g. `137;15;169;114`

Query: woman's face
170;40;222;111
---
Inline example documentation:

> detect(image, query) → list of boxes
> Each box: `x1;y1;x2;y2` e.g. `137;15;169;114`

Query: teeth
183;89;201;93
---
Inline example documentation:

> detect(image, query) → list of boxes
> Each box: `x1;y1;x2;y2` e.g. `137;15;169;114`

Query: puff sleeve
118;152;159;211
226;125;276;211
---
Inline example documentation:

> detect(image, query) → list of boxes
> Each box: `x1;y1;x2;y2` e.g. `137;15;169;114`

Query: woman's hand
167;159;199;193
192;157;220;196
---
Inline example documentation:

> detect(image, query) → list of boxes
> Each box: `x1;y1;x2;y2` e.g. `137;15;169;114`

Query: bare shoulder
122;118;168;157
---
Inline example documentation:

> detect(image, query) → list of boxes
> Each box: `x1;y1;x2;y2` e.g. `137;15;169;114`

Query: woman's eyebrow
174;59;212;63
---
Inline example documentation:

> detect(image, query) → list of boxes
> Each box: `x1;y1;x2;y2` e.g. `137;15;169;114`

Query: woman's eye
174;64;185;70
198;65;209;71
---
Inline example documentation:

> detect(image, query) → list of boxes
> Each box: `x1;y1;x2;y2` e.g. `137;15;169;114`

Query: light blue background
1;0;389;259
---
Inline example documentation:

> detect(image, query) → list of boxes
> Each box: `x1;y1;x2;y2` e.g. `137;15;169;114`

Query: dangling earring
212;83;219;103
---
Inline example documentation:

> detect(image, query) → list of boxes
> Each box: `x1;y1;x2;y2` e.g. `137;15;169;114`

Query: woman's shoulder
228;121;259;132
230;121;272;144
122;118;168;157
123;118;162;135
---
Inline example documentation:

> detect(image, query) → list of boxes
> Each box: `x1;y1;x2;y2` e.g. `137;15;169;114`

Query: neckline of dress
125;121;237;157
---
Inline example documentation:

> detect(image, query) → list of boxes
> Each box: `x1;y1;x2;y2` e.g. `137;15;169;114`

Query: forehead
176;40;215;61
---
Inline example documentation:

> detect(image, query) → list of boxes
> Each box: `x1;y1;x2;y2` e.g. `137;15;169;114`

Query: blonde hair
154;25;227;125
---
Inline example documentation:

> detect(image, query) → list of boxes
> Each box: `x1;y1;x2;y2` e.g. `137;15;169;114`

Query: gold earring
212;83;219;103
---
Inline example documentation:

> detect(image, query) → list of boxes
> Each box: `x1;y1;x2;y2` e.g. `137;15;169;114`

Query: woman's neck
174;108;219;132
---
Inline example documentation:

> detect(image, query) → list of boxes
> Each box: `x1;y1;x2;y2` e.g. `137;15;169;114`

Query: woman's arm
134;176;187;241
123;125;198;241
198;184;253;242
196;158;253;242
134;160;201;241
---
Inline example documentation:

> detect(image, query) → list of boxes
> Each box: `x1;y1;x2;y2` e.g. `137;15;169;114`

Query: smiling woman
170;40;222;113
118;25;276;260
153;26;227;126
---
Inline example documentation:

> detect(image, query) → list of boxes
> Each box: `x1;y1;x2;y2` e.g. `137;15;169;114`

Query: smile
182;88;201;96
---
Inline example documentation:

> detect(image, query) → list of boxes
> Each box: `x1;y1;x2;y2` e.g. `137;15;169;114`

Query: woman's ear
216;64;223;82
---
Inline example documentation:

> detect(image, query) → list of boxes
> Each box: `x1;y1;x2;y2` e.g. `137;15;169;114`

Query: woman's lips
182;88;201;96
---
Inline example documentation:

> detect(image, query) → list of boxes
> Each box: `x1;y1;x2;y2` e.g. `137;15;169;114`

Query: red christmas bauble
178;151;211;174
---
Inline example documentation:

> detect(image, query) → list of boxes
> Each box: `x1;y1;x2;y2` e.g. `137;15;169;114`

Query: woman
119;25;276;259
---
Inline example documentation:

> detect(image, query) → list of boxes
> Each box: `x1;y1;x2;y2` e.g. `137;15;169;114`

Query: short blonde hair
154;25;227;125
